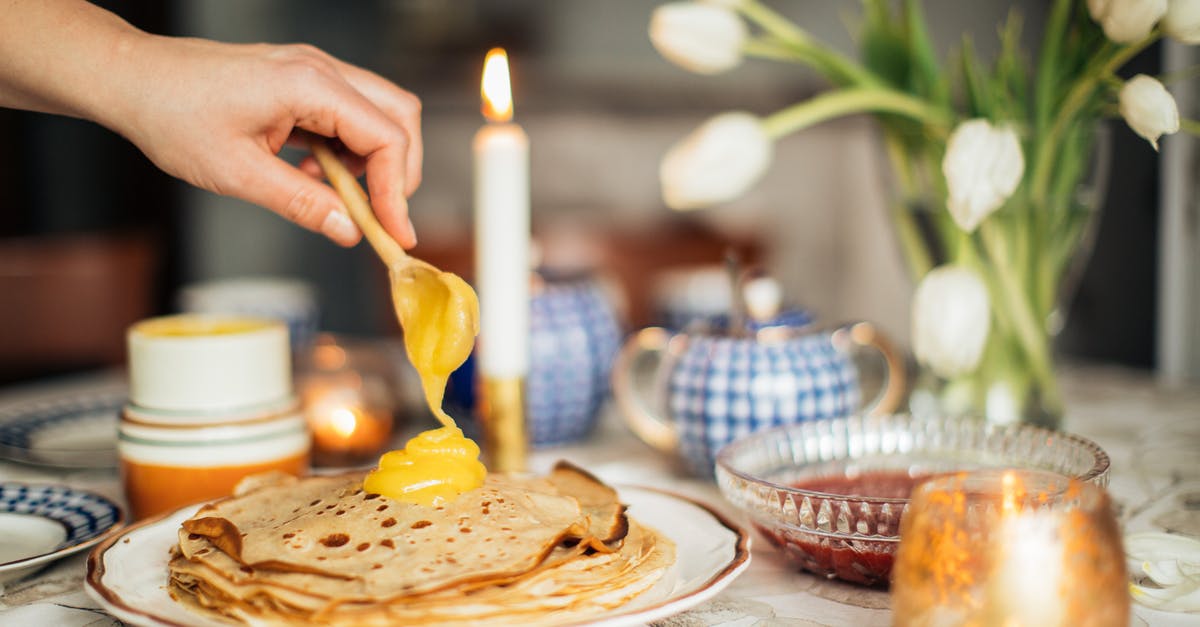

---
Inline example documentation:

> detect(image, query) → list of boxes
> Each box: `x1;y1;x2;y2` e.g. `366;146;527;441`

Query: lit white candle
474;48;530;377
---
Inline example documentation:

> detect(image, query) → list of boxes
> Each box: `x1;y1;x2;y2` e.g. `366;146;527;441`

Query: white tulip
941;119;1025;233
1119;74;1181;150
911;265;991;379
650;2;747;75
1088;0;1168;43
1165;0;1200;44
660;111;772;210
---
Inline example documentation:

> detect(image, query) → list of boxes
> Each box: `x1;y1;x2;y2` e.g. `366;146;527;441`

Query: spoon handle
309;141;408;267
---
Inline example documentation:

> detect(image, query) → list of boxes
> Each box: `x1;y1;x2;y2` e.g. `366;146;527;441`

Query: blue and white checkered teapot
612;279;906;477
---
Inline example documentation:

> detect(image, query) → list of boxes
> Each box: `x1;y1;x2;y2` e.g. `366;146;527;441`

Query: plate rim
0;387;125;468
0;482;125;572
86;484;751;627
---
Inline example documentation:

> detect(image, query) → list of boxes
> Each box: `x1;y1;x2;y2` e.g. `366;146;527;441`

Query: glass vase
890;124;1112;430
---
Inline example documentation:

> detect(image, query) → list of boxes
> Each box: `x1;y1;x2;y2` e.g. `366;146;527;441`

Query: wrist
76;28;160;138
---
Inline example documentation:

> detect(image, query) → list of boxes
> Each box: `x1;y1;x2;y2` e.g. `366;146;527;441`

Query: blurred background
0;1;1192;385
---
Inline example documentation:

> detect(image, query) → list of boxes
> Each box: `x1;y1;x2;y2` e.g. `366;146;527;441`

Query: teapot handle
611;327;679;454
831;322;907;416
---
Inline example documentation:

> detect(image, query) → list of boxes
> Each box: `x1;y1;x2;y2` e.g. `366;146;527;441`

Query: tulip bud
941;119;1025;233
1087;0;1168;43
1119;74;1181;151
911;265;991;379
1165;0;1200;44
660;111;772;210
650;2;747;75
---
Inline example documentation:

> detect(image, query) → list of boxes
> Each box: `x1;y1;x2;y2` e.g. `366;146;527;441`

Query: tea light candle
892;469;1129;627
305;388;392;466
300;337;394;467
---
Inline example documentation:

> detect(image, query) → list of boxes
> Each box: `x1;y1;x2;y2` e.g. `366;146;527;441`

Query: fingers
286;74;418;249
329;60;423;196
233;148;362;247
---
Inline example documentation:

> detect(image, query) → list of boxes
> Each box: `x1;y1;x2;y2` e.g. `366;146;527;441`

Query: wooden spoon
308;141;478;428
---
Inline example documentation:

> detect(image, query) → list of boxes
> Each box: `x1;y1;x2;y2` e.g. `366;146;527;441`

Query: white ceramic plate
0;483;124;583
86;485;750;627
0;386;124;468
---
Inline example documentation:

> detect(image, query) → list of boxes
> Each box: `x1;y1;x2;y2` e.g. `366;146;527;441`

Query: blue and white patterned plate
0;387;124;468
0;482;123;583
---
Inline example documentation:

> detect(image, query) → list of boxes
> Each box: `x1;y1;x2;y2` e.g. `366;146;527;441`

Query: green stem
883;132;934;281
775;39;883;88
739;0;881;88
738;0;811;46
1030;35;1156;205
742;38;807;64
978;221;1062;414
1182;119;1200;136
761;87;952;139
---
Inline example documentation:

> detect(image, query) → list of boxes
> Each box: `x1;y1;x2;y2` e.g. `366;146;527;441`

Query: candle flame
1001;470;1019;516
331;408;358;438
481;48;513;122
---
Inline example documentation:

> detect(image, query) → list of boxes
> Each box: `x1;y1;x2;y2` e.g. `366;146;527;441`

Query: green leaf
994;10;1028;124
860;0;910;90
902;0;949;106
958;36;992;118
1034;0;1072;135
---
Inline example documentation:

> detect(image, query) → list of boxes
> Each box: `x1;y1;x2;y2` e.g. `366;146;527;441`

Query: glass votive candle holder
892;469;1129;627
298;335;397;467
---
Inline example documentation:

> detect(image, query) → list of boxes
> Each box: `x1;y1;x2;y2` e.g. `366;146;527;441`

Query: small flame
331;408;358;438
1001;470;1019;516
481;48;513;122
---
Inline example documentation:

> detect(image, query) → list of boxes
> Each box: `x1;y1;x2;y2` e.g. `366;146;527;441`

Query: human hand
101;36;421;247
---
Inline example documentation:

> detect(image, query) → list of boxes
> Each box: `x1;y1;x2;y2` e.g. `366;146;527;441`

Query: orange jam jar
120;315;311;519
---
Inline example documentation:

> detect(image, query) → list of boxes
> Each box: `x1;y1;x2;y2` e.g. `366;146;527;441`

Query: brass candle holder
478;376;527;473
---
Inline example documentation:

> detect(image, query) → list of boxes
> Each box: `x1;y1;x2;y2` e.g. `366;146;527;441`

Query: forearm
0;0;147;126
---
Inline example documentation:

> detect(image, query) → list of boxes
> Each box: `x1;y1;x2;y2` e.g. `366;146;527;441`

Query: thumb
232;150;362;246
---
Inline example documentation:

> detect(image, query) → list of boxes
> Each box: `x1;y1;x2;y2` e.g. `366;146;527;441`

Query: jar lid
127;314;291;411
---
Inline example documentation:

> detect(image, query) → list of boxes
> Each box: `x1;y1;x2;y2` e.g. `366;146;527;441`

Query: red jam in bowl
756;470;935;587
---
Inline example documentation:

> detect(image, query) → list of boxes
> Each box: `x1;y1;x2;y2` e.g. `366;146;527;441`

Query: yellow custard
135;316;272;337
390;262;480;428
307;139;486;504
364;260;485;505
363;426;486;506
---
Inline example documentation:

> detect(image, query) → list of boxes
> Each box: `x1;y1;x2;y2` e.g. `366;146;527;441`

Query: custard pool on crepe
363;426;486;505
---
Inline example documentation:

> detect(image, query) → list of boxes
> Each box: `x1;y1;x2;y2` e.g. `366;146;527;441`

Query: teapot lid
746;308;813;332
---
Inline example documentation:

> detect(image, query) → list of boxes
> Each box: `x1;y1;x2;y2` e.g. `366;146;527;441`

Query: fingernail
406;217;418;247
321;210;359;244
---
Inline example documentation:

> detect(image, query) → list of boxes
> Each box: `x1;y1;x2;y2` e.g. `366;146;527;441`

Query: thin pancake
168;465;673;626
180;473;591;600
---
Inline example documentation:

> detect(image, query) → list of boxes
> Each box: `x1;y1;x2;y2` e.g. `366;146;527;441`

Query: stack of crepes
168;462;675;625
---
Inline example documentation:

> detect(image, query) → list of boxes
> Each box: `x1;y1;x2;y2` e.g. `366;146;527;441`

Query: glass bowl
714;413;1110;586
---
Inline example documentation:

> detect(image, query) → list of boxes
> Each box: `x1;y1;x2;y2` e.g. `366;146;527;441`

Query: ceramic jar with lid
119;315;310;519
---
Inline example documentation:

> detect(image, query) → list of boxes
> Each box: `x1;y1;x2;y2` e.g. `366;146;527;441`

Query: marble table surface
0;364;1197;626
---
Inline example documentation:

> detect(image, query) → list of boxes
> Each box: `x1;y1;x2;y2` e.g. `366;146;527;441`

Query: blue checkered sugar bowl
525;272;622;445
447;271;622;447
612;312;906;477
